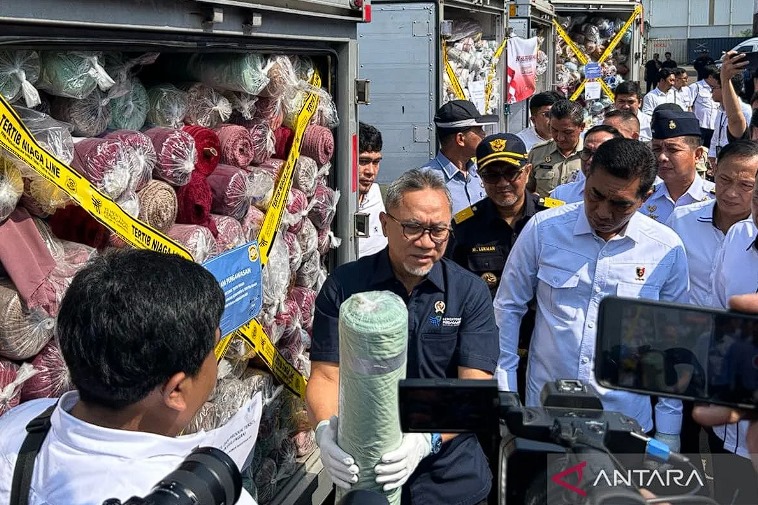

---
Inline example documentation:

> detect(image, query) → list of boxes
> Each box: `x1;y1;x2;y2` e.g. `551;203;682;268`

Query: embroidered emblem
545;155;552;163
490;138;507;151
481;272;498;287
668;120;676;130
636;266;645;280
434;301;446;314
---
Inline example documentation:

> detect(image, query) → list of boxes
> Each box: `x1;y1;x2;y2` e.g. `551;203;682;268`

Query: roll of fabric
146;83;189;128
183;83;233;128
166;224;216;264
282;87;306;130
0;50;41;107
185;401;219;434
293;155;318;197
181;125;221;177
144;127;197;187
247;167;275;211
209;214;246;256
295;249;320;289
239;204;265;242
263;234;291;309
301;125;334;167
37;51;114;99
283;231;303;275
20;340;73;401
254;96;284;131
273;296;302;334
273;127;294;160
296;217;318;256
51;89;111;137
116;191;140;217
0;362;38;416
105;129;156;191
206;164;253;220
175;172;217;237
224;91;257;121
136;179;177;232
214;124;254;170
275;437;298;481
254;458;278;504
289;286;317;334
308;183;340;231
71;137;134;200
336;290;408;505
108;77;149;131
292;430;317;458
284;187;308;234
0;152;23;223
0;278;55;361
260;56;298;99
185;53;270;95
259;158;284;181
248;119;275;165
48;204;111;250
317;228;342;256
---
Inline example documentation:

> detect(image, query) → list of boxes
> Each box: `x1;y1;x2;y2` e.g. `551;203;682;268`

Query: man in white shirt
642;68;677;116
515;90;563;152
644;110;715;222
0;250;258;505
707;75;753;168
689;66;721;149
357;122;388;257
494;138;688;450
673;68;693;111
614;81;652;141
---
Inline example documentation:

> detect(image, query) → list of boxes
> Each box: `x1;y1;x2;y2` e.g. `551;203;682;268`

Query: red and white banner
506;36;539;104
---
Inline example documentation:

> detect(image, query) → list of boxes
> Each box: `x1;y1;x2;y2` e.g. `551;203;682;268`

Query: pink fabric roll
144;127;197;186
209;214;246;256
293;155;318;197
283;231;303;276
273;127;294;160
0;360;20;415
21;340;73;401
214;124;254;170
295;249;320;289
285;187;308;234
166;224;217;263
289;286;317;334
181;125;221;177
239;204;265;242
317;228;340;256
175;172;218;237
206;164;253;220
72;138;134;199
254;96;284;131
301;124;334;167
248;119;275;165
296;217;318;255
274;297;302;335
308;182;338;231
105;130;156;191
292;430;317;458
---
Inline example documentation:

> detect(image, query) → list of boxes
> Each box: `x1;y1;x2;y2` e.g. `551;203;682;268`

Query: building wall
643;0;752;39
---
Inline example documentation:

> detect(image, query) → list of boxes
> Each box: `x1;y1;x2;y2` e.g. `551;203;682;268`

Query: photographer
0;250;257;505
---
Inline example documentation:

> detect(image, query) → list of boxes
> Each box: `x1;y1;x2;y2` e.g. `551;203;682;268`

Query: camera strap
9;403;57;505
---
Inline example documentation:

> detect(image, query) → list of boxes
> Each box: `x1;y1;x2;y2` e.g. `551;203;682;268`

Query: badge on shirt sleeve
454;206;475;224
646;204;658;221
539;196;565;208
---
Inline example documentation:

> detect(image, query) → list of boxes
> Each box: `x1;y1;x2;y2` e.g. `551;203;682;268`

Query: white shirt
493;203;689;434
665;200;724;307
689;80;719;130
358;183;388;258
0;392;258;505
550;179;585;204
642;87;676;116
712;218;758;458
674;86;693;111
637;111;652;142
708;103;753;158
516;126;548;152
640;176;715;223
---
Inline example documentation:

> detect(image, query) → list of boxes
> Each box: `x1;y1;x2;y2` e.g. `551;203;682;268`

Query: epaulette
453;205;476;224
538;196;565;208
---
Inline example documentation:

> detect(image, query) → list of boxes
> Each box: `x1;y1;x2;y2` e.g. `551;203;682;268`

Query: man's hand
720;51;748;81
374;433;432;491
315;416;360;489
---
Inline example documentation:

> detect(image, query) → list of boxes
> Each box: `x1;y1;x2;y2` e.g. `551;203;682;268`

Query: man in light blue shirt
420;100;498;215
494;137;688;450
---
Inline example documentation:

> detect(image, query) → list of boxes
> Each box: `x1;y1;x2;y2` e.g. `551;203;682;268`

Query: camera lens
146;447;242;505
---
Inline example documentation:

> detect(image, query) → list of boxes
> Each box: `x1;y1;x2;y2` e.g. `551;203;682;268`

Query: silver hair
385;168;453;213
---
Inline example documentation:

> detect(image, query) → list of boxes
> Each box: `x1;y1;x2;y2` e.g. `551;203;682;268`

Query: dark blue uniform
311;249;499;505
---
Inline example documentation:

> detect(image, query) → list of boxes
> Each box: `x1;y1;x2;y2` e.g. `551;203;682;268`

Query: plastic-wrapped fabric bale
289;286;317;334
71;138;136;200
308;183;339;231
292;430;317;458
247;167;275;211
280;390;311;434
254;458;278;504
183;83;233;128
214;124;254;170
0;50;41;108
209;214;246;256
242;367;276;402
20;340;73;401
248;119;275;165
48;204;110;250
107;77;149;131
184;401;219;434
175;172;217;237
301;125;334;167
104;130;155;192
0;362;38;416
293;155;318;197
283;231;303;276
312;85;340;129
284;187;308;234
260;56;298;99
254;96;285;131
273;127;294;160
144;127;197;187
37;51;115;99
262;234;291;309
336;291;408;504
217;339;251;379
181;125;221;177
0;278;55;360
295;249;320;289
213;376;256;426
225;91;257;121
146;84;189;128
0;151;23;223
183;53;270;95
206;164;254;220
239;204;265;242
274;297;302;336
275;436;298;481
317;228;342;256
116;191;140;218
166;224;216;264
136;179;177;232
291;56;315;82
296;217;318;255
281;87;306;130
51;89;111;137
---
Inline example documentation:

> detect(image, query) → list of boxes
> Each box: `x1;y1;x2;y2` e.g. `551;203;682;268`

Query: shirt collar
654;175;709;201
574;204;641;243
370;247;446;292
435;152;477;181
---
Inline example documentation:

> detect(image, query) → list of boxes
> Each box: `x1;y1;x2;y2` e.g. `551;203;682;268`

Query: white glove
654;432;681;453
374;433;432;491
315;416;360;489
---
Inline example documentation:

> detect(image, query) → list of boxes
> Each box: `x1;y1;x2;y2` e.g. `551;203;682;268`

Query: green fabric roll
186;53;270;95
337;290;408;505
109;77;148;131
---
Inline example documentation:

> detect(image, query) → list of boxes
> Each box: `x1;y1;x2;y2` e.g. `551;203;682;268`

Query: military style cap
651;109;701;140
476;133;528;170
434;100;498;130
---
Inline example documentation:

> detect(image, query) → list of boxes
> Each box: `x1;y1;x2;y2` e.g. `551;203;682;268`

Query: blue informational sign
585;62;601;80
203;241;263;336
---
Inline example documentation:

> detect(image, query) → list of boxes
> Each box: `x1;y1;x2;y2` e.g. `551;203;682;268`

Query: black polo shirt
311;249;498;505
448;194;548;297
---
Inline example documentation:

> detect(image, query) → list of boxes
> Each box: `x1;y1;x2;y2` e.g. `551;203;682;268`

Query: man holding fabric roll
307;168;500;505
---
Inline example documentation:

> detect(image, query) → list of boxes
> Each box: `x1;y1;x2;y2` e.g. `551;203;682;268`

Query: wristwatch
430;433;442;454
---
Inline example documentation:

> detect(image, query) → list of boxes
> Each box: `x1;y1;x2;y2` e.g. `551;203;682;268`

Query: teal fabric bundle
185;53;270;95
337;291;408;505
37;51;115;99
0;50;40;107
50;88;111;137
146;83;188;128
109;77;149;131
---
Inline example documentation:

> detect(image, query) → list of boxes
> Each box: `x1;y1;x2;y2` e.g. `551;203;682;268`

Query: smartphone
596;296;758;410
740;51;758;73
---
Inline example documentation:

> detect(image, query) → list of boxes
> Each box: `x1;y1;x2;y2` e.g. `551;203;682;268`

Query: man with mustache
357;122;388;258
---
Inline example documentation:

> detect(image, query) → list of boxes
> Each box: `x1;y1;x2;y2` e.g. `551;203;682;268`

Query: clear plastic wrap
240;204;265;242
13;106;75;163
135;179;177;233
283;231;303;276
317;228;342;256
146;84;189;128
0;278;55;360
295;249;320;289
214;124;254;170
308;183;340;231
212;376;256;426
108;77;149;131
0;362;38;415
274;436;298;481
185;401;219;434
290;56;315;82
291;430;317;458
296;217;318;256
248;119;276;165
218;338;251;377
262;234;291;309
254;96;285;131
261;56;299;99
242;367;277;402
0;151;24;223
293;155;318;197
183;83;233;128
281;87;306;130
20;339;73;401
224;91;258;121
51;88;111;137
312;84;340;129
255;458;278;503
37;51;115;99
274;296;302;335
0;50;41;107
247;167;275;211
280;391;311;433
144;127;197;187
186;53;270;95
301;125;334;167
209;213;246;256
104;130;156;192
116;191;140;217
284;187;308;234
207;164;254;220
71;138;137;200
288;286;317;334
166;224;217;264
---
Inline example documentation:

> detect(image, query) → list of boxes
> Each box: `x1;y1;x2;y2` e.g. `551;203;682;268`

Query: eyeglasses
579;148;597;161
384;212;452;244
480;168;525;184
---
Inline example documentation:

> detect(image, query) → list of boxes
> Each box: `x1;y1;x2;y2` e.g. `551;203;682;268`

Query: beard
402;261;434;277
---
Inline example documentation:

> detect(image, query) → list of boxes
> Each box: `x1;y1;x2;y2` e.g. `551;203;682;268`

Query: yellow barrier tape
484;38;507;112
553;19;588;65
0;95;193;260
598;5;642;64
443;40;467;100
